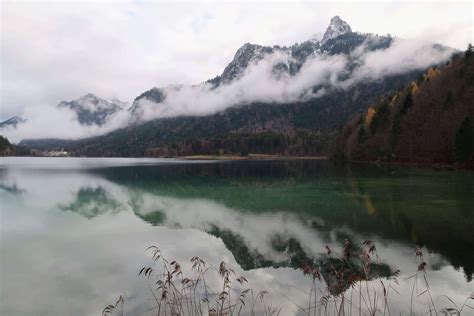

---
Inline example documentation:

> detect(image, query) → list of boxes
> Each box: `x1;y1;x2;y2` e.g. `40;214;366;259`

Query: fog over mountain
0;15;456;143
57;93;127;126
0;94;130;142
130;35;453;121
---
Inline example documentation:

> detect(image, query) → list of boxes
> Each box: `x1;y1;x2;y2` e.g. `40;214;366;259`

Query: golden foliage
410;81;420;95
364;107;377;126
426;67;440;80
391;94;398;105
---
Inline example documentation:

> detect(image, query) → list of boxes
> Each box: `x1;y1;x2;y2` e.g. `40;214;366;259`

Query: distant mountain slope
20;70;423;156
58;93;125;126
130;16;395;116
1;94;126;136
333;47;474;167
20;16;454;157
0;116;26;129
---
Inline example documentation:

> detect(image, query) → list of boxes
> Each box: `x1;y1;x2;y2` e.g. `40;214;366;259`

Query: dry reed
102;241;473;316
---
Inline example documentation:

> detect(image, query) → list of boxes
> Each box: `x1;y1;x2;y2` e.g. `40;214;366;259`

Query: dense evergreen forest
333;46;474;168
0;136;13;156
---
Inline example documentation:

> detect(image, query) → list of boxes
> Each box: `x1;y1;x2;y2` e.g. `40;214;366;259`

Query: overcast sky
1;0;473;121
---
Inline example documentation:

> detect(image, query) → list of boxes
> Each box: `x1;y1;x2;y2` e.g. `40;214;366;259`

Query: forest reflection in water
0;158;472;315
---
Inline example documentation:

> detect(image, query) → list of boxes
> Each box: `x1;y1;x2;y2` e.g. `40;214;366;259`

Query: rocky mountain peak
219;43;273;83
58;94;124;126
321;16;352;44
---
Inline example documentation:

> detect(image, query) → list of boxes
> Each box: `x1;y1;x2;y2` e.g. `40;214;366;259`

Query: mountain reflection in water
1;158;472;315
90;161;473;279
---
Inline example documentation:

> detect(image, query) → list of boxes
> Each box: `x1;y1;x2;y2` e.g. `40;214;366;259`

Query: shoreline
348;159;473;171
3;155;472;170
1;154;329;161
180;154;329;161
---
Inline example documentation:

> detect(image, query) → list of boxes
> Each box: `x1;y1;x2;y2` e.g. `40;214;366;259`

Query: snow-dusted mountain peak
58;94;125;126
219;43;274;83
321;16;352;44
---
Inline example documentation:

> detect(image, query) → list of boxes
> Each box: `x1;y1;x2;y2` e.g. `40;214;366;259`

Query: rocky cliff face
321;16;352;44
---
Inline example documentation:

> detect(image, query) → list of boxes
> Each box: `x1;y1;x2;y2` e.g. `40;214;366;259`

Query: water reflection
0;158;472;315
91;161;473;279
59;186;126;219
0;183;25;195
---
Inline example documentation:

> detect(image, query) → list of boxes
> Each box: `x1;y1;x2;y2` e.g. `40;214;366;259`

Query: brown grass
102;241;473;316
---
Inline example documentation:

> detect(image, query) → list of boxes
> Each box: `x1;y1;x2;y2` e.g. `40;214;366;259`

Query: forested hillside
333;46;474;167
0;136;13;156
21;70;422;157
16;17;457;158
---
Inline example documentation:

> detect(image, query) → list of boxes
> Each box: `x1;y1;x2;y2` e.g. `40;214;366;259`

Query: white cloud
1;1;472;119
133;51;349;121
0;102;130;142
1;35;456;142
0;1;469;142
130;36;455;123
342;37;456;87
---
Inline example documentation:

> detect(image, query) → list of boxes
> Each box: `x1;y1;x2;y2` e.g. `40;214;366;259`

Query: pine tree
465;43;473;64
455;117;473;162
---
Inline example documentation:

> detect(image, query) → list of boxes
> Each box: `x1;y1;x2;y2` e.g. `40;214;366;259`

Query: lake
0;157;473;315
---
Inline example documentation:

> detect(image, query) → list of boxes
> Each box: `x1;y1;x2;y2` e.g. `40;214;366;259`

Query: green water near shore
1;157;472;315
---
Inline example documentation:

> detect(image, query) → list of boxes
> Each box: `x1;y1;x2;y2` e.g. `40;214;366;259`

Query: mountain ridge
13;16;458;158
129;16;397;119
57;93;126;126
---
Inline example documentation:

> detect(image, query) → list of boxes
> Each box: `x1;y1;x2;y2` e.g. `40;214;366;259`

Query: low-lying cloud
347;38;455;83
1;104;131;143
134;52;348;120
1;37;455;143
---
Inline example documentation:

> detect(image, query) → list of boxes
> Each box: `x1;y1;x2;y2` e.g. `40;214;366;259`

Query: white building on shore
42;149;69;157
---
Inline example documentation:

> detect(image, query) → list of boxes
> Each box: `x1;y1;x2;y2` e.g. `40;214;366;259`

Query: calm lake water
1;157;473;315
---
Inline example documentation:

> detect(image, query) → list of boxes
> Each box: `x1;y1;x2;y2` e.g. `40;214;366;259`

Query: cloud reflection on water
0;159;472;315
